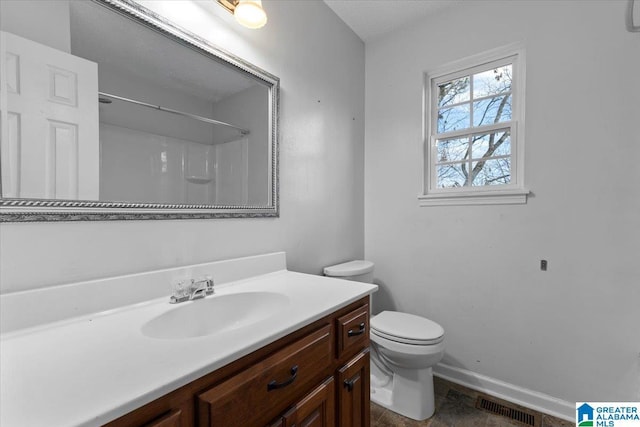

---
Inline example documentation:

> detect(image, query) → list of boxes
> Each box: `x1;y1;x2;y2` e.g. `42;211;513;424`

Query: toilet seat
371;311;444;345
370;329;445;358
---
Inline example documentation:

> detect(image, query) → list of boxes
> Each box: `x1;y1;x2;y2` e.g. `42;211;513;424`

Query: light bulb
234;0;267;29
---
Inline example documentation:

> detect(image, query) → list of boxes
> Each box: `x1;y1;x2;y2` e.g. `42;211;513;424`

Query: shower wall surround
0;0;365;292
97;61;269;206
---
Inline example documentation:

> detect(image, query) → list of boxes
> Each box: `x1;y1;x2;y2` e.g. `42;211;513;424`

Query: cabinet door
266;419;284;427
337;350;370;427
282;377;335;427
141;409;183;427
105;405;187;427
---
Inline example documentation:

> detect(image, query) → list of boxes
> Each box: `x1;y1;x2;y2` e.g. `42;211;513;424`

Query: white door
0;30;99;200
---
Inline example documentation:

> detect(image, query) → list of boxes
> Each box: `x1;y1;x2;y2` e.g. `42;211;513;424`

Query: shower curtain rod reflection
98;92;250;135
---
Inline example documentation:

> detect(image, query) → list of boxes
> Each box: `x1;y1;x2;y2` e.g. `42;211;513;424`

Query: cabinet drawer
197;325;332;427
336;304;369;359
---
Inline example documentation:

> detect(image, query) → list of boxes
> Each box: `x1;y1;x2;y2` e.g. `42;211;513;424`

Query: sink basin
141;291;290;339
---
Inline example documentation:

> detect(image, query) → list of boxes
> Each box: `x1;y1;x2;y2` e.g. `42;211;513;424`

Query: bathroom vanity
0;253;377;426
108;298;370;427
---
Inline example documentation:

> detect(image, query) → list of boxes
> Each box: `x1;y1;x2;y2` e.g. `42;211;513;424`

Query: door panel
1;30;99;199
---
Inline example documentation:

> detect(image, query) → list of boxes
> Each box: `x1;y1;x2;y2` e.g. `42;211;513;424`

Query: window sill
418;188;529;206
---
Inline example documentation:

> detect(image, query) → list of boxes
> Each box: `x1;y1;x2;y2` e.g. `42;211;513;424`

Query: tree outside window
422;48;527;206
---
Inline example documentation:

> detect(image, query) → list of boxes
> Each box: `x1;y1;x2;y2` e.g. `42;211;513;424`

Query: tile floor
371;377;574;427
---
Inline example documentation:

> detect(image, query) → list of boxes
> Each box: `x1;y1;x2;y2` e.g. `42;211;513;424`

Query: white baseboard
433;362;575;422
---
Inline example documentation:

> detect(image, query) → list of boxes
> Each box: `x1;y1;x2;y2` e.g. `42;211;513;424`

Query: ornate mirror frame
0;0;279;222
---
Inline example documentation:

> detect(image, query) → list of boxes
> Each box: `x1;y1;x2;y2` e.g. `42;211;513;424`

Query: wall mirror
0;0;279;221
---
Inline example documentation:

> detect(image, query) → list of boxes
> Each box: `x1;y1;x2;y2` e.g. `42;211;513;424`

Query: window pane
471;158;511;186
437;163;468;188
473;95;511;127
438;76;470;108
471;130;511;160
436;137;469;163
473;64;512;98
438;104;470;133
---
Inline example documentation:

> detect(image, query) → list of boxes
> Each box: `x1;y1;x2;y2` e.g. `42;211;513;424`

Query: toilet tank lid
323;260;374;277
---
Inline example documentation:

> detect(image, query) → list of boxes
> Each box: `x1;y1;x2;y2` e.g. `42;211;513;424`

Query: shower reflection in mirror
0;0;273;209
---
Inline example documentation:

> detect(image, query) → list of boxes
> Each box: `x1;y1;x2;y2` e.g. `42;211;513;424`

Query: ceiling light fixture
217;0;267;29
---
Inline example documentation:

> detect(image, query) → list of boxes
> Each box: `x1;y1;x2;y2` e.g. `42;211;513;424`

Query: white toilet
324;260;445;421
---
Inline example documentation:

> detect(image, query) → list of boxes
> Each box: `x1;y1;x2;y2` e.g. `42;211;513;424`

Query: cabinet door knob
267;365;298;391
344;378;355;392
347;323;366;337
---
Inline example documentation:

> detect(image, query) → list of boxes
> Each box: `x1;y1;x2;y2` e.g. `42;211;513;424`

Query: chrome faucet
170;276;214;304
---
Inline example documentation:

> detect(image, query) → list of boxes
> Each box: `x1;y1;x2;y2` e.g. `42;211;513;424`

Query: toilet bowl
324;260;445;421
370;311;444;420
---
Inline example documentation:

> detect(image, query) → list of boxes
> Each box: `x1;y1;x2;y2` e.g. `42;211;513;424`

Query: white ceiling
69;1;255;103
323;0;460;42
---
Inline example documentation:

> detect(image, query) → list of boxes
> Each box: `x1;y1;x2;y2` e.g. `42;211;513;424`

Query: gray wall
365;0;639;406
0;0;71;52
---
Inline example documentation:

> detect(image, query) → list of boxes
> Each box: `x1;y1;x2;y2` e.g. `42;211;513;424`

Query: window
420;46;528;206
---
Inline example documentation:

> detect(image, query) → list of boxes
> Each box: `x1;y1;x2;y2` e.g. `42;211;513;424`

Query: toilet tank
323;260;374;283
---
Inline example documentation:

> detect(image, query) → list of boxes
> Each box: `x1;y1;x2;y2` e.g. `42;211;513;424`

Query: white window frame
420;44;529;206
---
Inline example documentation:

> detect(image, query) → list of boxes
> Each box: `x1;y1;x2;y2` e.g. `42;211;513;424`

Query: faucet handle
204;275;215;295
170;280;191;304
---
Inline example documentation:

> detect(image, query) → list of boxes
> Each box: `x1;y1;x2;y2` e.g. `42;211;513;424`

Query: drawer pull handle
347;323;366;337
267;365;298;391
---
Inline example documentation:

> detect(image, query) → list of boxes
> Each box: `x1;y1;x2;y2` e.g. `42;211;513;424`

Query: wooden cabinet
197;326;332;426
104;297;371;427
281;377;335;427
142;410;183;427
336;304;369;360
337;351;370;427
106;400;192;427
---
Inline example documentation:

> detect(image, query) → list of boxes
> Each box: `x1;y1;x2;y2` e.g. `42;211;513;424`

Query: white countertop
1;269;377;427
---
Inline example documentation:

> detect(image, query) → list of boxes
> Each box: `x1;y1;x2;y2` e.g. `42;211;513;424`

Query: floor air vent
475;394;541;427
